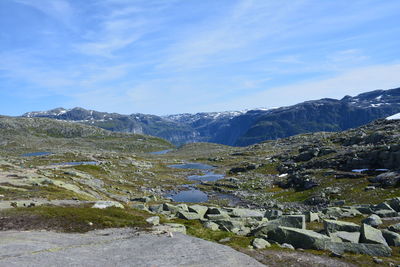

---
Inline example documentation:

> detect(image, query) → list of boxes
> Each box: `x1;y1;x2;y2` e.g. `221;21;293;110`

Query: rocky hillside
23;87;400;146
0;116;173;153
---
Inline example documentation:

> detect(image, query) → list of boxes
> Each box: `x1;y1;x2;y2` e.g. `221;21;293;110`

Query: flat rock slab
0;228;264;267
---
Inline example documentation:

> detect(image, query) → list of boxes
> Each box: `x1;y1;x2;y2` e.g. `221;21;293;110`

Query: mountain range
23;87;400;146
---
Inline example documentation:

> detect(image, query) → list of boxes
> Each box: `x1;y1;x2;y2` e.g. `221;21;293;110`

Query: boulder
360;224;388;246
228;208;264;220
131;195;157;203
388;197;400;212
162;203;188;213
352;204;373;214
203;221;219;231
369;172;400;187
323;219;360;233
188;205;208;217
206;207;225;215
320;242;392;257
92;201;124;209
264;209;282;220
374;209;398;218
280;243;295;250
252;238;271;249
145;216;160;226
329;231;360;243
205;213;230;221
131;203;148;211
214;219;244;233
382;229;400;247
362;214;383;228
251;215;305;237
177;211;201;220
268;226;331;249
388;223;400;233
149;204;163;213
305;211;320;223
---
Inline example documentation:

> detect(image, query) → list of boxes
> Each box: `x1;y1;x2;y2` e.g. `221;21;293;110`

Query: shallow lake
21;152;52;157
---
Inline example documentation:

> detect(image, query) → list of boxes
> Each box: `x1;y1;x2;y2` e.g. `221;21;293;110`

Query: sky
1;0;400;116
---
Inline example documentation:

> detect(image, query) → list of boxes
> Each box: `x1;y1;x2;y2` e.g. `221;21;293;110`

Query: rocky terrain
0;113;399;266
23;87;400;146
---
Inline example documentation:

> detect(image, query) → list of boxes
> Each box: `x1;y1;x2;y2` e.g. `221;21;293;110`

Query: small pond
168;163;214;170
167;162;228;203
352;168;389;173
21;152;52;157
52;161;99;166
188;172;225;182
168;188;208;203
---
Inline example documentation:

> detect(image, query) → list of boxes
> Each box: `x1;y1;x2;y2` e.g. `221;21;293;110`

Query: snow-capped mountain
22;87;400;146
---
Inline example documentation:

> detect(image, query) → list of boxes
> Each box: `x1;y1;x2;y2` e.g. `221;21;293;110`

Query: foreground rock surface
0;228;264;267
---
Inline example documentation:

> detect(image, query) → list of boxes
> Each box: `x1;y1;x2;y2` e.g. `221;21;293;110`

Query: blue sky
1;0;400;116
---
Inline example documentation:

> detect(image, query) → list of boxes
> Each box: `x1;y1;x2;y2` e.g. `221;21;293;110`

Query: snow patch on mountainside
387;113;400;120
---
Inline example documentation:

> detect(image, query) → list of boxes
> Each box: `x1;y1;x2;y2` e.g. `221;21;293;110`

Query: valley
0;112;400;266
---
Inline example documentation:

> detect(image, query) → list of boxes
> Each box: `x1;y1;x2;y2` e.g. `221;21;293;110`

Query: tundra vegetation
1;116;400;266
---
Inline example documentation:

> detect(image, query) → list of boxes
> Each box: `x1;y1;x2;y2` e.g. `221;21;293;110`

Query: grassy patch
0;206;150;233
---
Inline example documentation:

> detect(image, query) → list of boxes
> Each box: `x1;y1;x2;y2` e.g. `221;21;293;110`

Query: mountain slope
22;87;400;146
235;87;400;146
0;116;172;153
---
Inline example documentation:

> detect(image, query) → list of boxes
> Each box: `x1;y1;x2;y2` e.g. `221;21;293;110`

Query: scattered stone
203;221;219;231
148;204;163;213
219;237;231;243
268;226;331;250
251;215;306;237
131;195;157;203
146;216;160;226
153;223;186;234
388;197;400;212
362;214;383;228
131;203;148;211
188;205;208;218
360;224;388;246
92;201;124;209
323;219;360;234
320;242;392;257
264;209;282;220
388;223;400;233
177;211;201;220
228;208;264;219
364;186;376;191
279;243;295;250
305;211;320;222
373;257;384;264
382;230;400;247
252;238;271;249
374;209;398;218
329;231;360;243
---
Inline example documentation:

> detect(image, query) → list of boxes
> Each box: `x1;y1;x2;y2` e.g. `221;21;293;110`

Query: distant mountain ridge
23;87;400;146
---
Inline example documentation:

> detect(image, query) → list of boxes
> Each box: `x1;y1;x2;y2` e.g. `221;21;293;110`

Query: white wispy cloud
206;63;400;112
13;0;76;29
